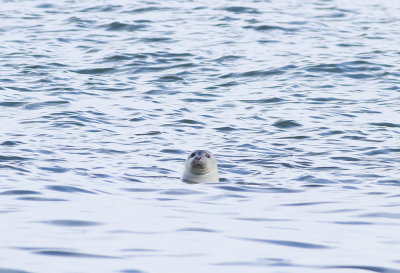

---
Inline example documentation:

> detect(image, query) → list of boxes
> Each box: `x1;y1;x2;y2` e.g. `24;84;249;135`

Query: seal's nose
195;156;202;161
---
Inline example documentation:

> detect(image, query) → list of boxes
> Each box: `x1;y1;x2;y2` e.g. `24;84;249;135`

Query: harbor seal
182;150;219;183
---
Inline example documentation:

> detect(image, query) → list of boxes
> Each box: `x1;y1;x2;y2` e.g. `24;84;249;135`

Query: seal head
182;150;219;183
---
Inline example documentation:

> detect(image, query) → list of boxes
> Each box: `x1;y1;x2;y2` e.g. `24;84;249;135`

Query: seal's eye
190;153;195;158
206;153;210;158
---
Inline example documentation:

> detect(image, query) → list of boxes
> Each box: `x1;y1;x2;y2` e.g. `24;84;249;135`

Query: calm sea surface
1;0;400;272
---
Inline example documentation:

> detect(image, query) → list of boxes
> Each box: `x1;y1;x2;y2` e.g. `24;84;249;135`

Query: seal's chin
191;163;205;169
188;162;209;175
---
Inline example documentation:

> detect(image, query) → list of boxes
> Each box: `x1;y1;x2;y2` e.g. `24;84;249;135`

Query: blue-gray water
1;0;400;272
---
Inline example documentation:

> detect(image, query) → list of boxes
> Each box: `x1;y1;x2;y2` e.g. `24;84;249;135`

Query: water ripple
0;268;32;273
235;237;331;249
101;22;147;32
0;156;30;162
46;185;95;194
178;227;220;233
325;265;400;273
24;101;69;110
41;220;102;227
34;250;117;259
160;189;204;195
0;190;41;195
222;6;260;14
273;120;302;129
359;213;400;220
244;25;298;32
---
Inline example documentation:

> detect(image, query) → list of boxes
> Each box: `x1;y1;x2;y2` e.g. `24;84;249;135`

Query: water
1;0;400;272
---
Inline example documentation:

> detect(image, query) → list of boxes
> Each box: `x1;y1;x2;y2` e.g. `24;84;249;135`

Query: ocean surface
1;0;400;272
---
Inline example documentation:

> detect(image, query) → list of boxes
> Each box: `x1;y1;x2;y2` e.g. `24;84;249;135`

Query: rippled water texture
1;0;400;272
